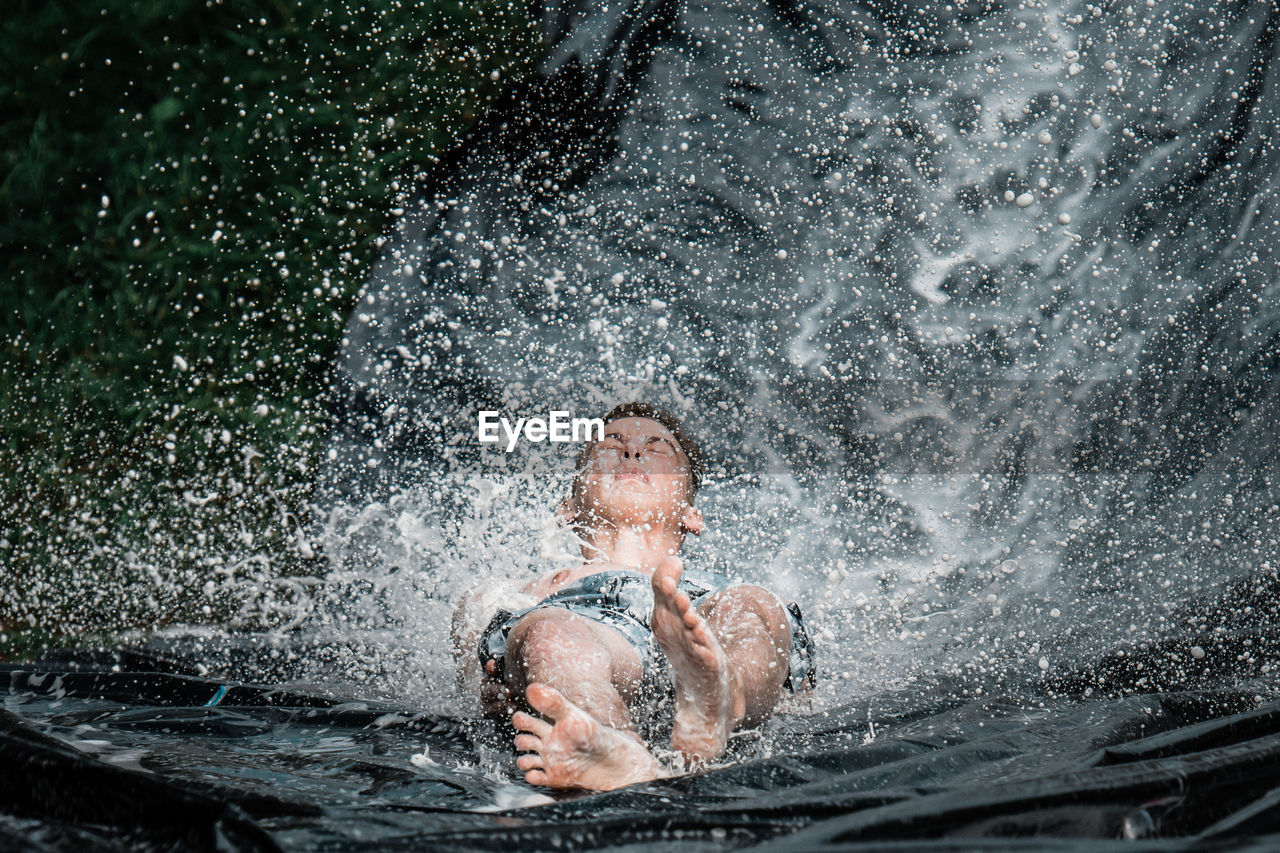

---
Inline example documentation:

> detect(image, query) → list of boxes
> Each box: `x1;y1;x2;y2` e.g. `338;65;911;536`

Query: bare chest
522;562;651;600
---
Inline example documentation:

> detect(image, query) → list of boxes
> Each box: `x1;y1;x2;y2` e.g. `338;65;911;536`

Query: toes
525;683;572;720
652;557;683;594
687;623;712;650
655;579;692;613
512;711;552;737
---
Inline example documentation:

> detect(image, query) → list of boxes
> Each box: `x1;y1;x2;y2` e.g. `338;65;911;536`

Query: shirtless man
451;402;815;791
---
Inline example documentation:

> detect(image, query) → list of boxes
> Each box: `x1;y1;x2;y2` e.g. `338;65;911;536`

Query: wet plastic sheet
7;654;1280;851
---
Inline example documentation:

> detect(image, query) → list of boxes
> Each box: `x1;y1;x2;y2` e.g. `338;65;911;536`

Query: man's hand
480;659;516;721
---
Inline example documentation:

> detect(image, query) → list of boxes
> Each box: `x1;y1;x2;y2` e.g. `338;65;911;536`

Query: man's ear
556;498;577;527
680;504;703;536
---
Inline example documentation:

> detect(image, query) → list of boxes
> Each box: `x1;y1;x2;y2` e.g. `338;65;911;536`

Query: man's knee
701;585;790;642
506;610;605;677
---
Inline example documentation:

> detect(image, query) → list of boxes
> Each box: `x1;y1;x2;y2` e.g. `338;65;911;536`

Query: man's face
572;417;693;527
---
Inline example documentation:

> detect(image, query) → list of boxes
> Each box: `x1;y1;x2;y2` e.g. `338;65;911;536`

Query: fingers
516;752;544;771
524;769;549;786
483;702;514;722
482;699;514;721
479;659;516;718
481;682;514;717
482;660;508;692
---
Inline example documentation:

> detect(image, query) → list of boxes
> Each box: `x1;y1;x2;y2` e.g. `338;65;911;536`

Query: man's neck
582;523;682;571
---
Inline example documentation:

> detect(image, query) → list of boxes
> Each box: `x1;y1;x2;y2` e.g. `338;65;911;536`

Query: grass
0;0;538;656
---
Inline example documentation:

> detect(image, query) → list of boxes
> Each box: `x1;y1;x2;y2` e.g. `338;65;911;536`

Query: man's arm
450;587;491;688
451;583;532;720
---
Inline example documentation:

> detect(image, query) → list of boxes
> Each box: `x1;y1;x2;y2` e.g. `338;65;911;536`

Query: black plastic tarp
6;650;1280;851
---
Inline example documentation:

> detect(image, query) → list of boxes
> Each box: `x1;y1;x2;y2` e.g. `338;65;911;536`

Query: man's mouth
610;472;649;483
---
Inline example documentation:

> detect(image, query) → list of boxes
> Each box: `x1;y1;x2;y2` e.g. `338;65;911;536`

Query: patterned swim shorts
478;568;817;694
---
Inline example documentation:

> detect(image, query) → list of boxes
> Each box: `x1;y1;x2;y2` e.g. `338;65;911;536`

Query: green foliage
0;0;537;650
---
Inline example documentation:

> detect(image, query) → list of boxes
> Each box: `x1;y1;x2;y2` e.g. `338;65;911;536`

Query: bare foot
512;683;664;791
650;556;735;764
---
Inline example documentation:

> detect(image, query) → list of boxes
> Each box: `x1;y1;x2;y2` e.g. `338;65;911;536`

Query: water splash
126;0;1278;713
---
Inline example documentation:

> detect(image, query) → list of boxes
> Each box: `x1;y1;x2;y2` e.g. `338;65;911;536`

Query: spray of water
311;0;1280;719
9;0;1271;734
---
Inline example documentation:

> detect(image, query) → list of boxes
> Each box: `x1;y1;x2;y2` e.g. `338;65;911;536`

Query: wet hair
572;401;704;499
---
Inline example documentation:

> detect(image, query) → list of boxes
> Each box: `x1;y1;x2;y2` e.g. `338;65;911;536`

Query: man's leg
501;608;643;732
697;583;792;726
650;558;792;763
502;608;667;790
